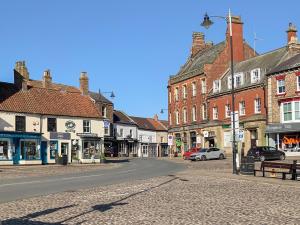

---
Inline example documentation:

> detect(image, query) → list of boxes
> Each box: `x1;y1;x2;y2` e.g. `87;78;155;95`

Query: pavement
0;157;300;225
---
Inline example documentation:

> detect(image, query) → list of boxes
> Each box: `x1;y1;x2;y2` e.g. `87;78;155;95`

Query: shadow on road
105;158;130;164
2;175;183;224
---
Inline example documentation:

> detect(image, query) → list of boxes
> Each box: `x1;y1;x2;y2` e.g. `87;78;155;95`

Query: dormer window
251;68;261;83
235;73;244;87
227;76;232;89
213;80;221;93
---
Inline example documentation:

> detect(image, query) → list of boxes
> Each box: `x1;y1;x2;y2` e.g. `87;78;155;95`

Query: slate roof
210;47;289;95
169;42;226;84
130;116;168;131
0;82;101;118
268;53;300;75
113;110;137;125
89;91;113;105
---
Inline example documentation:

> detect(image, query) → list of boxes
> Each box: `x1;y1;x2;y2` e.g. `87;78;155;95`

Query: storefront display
20;140;40;160
50;141;58;159
82;140;100;159
0;140;11;160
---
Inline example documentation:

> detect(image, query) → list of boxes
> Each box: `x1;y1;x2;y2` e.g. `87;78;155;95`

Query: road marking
0;169;136;188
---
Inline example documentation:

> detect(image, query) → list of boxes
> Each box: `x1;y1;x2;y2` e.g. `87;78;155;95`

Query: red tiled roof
0;84;101;118
130;116;167;131
28;80;81;93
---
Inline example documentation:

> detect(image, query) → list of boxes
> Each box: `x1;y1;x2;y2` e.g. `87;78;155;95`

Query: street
0;158;300;224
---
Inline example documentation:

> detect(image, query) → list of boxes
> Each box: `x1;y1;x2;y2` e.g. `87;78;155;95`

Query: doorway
142;145;148;157
61;142;69;156
41;141;48;165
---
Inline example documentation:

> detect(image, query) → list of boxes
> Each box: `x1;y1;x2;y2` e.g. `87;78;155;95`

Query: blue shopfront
0;131;42;165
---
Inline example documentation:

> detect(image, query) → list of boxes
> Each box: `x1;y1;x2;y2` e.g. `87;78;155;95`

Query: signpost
168;135;173;146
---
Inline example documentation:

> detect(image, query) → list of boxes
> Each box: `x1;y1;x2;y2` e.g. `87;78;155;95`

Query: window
102;106;107;118
120;128;123;137
283;102;292;121
251;69;261;83
192;106;196;122
295;102;300;120
169;91;172;103
202;104;207;120
104;127;109;135
169;113;172;126
201;79;206;94
239;101;246;116
192;82;196;96
130;129;133;137
83;120;91;133
235;73;244;87
0;140;10;160
225;104;231;118
47;118;57;132
182;85;187;99
213;80;221;93
175;87;179;101
213;107;218;120
182;108;187;123
21;140;39;160
227;76;232;89
15;116;26;132
277;79;285;94
297;76;300;91
254;98;261;114
82;140;100;159
175;110;179;125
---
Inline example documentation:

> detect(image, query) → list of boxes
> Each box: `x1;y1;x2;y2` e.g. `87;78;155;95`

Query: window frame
182;108;187;124
251;68;261;83
239;101;246;116
201;79;206;94
213;80;221;93
83;120;91;133
254;98;262;114
15;116;26;132
175;87;179;101
175;110;179;125
182;85;187;99
202;104;207;120
192;106;196;122
192;82;197;96
225;104;231;118
277;79;286;94
47;118;57;132
297;76;300;91
213;107;218;120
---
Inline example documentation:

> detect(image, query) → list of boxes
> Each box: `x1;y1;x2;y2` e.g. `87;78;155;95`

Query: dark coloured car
247;146;285;161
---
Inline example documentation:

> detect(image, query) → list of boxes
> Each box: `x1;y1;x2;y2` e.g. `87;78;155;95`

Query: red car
183;148;201;160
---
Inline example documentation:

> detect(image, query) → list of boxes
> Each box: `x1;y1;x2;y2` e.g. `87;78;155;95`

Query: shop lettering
282;136;300;145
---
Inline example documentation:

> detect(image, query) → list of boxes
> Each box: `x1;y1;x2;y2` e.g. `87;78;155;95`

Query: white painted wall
114;123;137;140
138;129;157;143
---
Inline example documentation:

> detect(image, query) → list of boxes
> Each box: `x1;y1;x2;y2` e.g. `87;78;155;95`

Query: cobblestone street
1;158;300;225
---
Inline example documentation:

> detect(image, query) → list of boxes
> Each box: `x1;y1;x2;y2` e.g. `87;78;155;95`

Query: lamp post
201;9;238;175
98;89;116;99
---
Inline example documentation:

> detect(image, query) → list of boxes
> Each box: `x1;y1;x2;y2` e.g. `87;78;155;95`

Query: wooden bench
254;161;300;180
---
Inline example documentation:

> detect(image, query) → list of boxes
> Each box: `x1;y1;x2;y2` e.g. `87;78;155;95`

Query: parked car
189;147;226;161
183;147;200;160
246;146;285;161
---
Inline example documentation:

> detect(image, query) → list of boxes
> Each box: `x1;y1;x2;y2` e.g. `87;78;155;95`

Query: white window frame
213;107;218;120
213;80;221;93
182;85;187;99
169;91;172;104
175;110;179;125
227;76;232;89
239;101;246;116
201;79;206;94
297;76;300;91
254;98;261;114
234;73;244;87
277;79;286;94
83;120;91;133
225;104;231;118
202;104;207;120
183;108;187;124
192;106;196;122
281;101;300;122
192;82;197;96
251;68;261;83
102;106;107;118
282;102;293;122
175;87;179;101
169;113;172;125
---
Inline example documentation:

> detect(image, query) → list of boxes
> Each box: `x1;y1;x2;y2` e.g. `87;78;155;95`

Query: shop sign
168;135;173;146
65;120;76;132
50;132;71;140
196;135;201;144
77;133;99;138
104;120;110;128
282;136;300;145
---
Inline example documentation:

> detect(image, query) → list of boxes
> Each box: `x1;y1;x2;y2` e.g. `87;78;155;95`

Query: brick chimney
154;114;159;121
191;32;206;57
287;23;297;44
14;61;29;91
43;69;52;88
226;15;244;63
79;72;89;95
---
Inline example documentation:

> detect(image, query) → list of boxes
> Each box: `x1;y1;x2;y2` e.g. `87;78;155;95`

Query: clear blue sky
0;0;299;119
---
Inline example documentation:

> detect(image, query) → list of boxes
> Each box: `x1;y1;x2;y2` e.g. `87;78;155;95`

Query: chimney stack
287;22;297;44
79;72;89;95
191;32;206;57
14;61;29;91
226;15;244;63
43;69;52;88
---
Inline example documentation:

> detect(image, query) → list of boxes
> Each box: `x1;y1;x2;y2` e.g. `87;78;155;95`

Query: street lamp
160;108;168;114
98;89;115;99
201;9;238;175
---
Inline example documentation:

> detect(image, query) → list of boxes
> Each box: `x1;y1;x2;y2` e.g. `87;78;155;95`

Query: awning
266;123;300;134
0;131;41;139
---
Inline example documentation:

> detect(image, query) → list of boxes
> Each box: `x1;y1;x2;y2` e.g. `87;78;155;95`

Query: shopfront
0;131;41;165
266;123;300;156
47;132;71;164
77;133;102;163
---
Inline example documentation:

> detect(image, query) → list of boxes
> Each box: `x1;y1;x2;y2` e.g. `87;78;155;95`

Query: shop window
104;127;109;135
47;118;57;132
82;140;100;159
50;141;58;159
16;116;26;132
21;141;39;160
0;140;9;160
277;79;285;94
83;120;91;133
190;132;196;148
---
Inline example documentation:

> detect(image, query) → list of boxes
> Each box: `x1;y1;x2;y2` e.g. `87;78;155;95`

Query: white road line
0;169;137;188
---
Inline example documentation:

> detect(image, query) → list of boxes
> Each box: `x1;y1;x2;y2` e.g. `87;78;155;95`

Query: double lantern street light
201;9;238;175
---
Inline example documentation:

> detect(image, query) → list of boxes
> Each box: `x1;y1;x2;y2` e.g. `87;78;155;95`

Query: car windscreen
199;149;207;152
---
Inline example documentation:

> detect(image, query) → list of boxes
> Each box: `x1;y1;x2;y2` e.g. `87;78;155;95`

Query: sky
0;0;299;120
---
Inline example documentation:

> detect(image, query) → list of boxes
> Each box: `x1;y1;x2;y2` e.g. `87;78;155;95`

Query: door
142;145;148;157
61;143;69;155
41;141;48;165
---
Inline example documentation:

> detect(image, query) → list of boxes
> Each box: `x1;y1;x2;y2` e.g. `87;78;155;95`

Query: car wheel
201;155;206;161
219;154;224;160
259;156;265;162
280;154;285;161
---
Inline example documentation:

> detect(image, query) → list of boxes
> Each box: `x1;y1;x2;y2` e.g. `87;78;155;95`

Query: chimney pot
191;32;206;57
287;22;297;44
43;69;52;88
79;72;89;95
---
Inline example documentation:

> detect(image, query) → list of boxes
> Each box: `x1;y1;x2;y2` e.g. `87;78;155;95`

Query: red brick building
168;16;255;155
